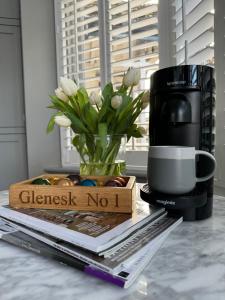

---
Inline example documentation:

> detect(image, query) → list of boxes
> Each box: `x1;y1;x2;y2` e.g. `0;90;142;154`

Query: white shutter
56;0;101;167
109;0;159;150
55;0;159;167
60;0;100;91
172;0;214;66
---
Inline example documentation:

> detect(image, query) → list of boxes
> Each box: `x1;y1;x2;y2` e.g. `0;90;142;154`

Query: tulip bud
111;95;123;109
54;115;71;127
60;77;78;96
141;91;150;109
55;87;69;102
138;126;147;136
123;67;141;87
89;91;102;106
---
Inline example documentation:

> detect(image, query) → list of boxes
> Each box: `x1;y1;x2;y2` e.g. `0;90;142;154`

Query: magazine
1;214;182;274
0;199;164;253
0;219;170;288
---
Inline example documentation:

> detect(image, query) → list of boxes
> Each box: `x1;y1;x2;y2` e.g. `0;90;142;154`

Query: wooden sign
9;175;136;213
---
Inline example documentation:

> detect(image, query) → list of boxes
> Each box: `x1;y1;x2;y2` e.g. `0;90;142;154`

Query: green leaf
133;91;145;104
98;123;107;149
47;105;58;109
72;135;88;162
46;115;55;133
50;95;61;103
79;87;89;101
94;139;102;162
132;130;142;138
98;122;107;136
106;111;117;133
98;103;107;121
116;94;131;116
82;103;98;133
116;99;133;123
114;115;131;134
117;84;129;94
49;96;89;133
127;124;142;140
67;112;89;133
72;135;80;148
68;96;80;114
97;83;114;122
102;82;113;100
76;88;89;110
85;134;95;159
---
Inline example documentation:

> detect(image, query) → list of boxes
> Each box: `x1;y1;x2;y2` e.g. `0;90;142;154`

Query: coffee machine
140;65;215;221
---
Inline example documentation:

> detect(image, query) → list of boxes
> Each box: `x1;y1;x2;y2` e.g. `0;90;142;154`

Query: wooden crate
9;174;136;213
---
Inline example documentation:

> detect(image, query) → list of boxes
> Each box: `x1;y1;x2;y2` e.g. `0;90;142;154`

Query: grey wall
0;0;19;18
20;0;61;177
0;0;28;189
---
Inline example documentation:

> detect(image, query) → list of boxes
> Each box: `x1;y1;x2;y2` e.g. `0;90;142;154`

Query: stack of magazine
0;195;182;288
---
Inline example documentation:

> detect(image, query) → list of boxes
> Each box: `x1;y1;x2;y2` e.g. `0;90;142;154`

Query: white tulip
60;77;78;96
138;126;147;136
55;87;69;102
89;91;102;106
111;95;123;109
141;91;150;109
123;67;141;87
54;115;71;127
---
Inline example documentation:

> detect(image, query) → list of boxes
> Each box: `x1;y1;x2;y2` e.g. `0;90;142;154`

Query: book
1;214;182;274
0;199;165;253
0;218;176;288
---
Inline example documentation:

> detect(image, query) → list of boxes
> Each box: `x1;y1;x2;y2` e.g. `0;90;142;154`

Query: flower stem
128;84;134;97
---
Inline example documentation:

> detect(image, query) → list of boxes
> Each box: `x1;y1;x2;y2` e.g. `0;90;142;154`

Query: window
55;0;159;169
56;0;101;88
172;0;214;66
109;0;159;150
55;0;222;181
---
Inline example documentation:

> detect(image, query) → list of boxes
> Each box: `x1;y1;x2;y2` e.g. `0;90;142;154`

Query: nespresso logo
166;81;186;86
156;199;175;206
18;191;119;208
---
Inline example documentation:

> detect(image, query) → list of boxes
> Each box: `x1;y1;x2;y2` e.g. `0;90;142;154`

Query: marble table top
0;191;225;300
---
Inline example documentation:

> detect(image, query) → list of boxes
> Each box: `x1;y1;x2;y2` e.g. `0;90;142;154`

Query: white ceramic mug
148;146;216;195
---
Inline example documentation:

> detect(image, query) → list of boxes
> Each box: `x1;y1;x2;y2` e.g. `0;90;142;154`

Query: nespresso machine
140;65;215;221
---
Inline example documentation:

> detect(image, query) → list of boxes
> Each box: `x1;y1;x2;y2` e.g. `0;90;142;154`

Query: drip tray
140;184;207;210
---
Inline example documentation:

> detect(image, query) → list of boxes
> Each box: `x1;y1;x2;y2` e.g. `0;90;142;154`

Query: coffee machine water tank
147;65;215;221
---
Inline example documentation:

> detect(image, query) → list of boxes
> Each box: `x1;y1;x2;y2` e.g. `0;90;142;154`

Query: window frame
54;0;168;174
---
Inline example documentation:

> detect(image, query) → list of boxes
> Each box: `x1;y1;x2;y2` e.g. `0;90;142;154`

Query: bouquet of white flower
47;67;149;176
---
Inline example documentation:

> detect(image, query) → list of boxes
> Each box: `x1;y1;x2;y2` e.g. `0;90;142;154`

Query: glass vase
73;134;126;176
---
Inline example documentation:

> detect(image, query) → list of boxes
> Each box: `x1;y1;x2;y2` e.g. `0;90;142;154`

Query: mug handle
195;150;216;182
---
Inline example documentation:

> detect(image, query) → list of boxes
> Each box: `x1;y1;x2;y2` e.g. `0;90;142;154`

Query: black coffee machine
140;65;215;221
